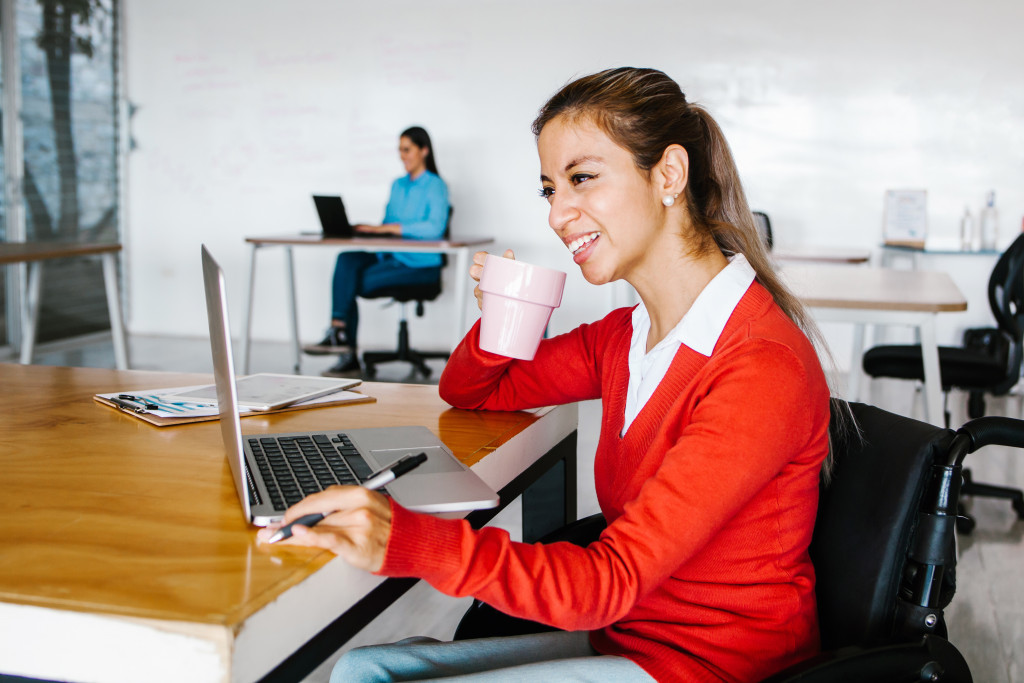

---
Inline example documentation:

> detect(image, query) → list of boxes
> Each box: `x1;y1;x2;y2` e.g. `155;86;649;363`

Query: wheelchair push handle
956;415;1024;458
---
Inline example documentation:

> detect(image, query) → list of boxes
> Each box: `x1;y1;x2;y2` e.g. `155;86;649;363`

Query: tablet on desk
168;373;361;411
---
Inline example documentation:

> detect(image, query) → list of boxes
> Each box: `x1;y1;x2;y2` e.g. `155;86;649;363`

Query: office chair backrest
986;232;1024;393
812;401;956;650
440;205;452;267
362;206;452;309
752;211;773;249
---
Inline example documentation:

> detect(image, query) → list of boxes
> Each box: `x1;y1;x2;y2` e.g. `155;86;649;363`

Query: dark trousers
331;252;441;342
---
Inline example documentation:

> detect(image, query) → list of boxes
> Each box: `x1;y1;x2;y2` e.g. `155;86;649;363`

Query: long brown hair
401;126;439;177
533;67;852;468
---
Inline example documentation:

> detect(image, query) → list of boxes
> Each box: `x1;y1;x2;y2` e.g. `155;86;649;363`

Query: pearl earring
662;193;678;207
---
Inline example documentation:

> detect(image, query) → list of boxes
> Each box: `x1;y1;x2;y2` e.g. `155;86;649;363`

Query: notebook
200;244;500;525
312;195;355;237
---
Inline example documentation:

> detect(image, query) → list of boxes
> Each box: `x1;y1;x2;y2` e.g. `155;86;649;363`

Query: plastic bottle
960;206;975;251
980;190;999;250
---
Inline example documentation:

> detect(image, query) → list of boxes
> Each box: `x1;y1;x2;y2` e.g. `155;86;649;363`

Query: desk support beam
101;251;129;370
452;246;471;346
241;243;260;375
18;261;42;365
813;307;945;427
285;246;301;374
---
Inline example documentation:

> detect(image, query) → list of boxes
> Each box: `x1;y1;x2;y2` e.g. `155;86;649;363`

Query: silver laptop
200;244;499;525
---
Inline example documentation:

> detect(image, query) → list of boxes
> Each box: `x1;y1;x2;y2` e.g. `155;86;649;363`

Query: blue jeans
329;631;655;682
331;252;442;343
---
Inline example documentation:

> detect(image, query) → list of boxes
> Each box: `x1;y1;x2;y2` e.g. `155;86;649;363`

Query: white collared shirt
622;253;757;435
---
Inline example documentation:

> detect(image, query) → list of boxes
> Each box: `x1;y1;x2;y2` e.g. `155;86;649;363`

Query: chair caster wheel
956;515;976;535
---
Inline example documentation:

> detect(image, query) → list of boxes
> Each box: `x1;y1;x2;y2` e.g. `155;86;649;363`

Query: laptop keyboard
246;433;375;511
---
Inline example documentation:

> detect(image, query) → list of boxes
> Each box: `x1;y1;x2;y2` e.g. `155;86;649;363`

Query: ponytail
686;107;821;352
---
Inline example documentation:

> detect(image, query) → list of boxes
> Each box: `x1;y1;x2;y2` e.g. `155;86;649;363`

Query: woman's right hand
471;248;515;310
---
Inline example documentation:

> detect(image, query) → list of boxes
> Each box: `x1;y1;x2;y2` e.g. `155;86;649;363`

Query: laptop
200;244;500;525
312;195;355;237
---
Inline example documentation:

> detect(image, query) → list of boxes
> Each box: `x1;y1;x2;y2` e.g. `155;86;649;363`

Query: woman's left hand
256;485;393;573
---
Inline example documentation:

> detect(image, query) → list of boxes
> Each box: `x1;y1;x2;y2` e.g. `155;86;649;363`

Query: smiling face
399;136;429;177
538;115;669;286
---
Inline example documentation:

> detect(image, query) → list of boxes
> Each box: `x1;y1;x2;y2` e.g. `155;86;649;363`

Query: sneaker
303;326;350;355
321;352;361;378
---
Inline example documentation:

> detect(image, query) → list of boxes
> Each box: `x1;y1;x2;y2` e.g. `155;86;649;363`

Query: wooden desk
0;363;577;683
241;235;495;374
781;264;968;426
0;242;128;369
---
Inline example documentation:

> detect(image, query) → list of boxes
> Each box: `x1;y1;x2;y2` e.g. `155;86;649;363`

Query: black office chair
361;207;453;379
863;232;1024;531
452;400;1024;682
753;210;774;250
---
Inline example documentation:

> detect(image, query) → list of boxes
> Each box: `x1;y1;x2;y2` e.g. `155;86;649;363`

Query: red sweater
381;282;831;683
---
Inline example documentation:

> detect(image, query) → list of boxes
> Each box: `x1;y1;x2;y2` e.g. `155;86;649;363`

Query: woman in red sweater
260;67;832;682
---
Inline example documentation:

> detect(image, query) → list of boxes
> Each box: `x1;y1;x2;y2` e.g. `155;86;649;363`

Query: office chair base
362;319;450;379
955;469;1024;534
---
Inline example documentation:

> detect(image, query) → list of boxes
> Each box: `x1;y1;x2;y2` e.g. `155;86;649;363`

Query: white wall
123;0;1024;359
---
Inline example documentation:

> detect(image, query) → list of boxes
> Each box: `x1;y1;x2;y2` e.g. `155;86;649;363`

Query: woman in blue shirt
305;126;450;376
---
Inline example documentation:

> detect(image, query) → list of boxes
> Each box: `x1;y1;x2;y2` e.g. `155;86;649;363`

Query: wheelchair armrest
759;635;972;683
958;415;1024;453
535;512;607;546
452;514;607;641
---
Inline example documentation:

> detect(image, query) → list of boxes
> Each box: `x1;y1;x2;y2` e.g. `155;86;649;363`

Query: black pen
118;394;160;410
266;452;428;544
110;396;148;413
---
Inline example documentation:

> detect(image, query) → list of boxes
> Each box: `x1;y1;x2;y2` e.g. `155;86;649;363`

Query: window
1;0;121;350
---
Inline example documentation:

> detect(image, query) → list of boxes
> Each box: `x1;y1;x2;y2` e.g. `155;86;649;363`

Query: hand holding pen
264;452;428;546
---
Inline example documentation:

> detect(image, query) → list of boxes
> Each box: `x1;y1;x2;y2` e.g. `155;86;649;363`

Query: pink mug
478;255;567;360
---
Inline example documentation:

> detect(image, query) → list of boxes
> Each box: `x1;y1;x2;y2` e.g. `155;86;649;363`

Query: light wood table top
780;263;968;313
0;363;576;681
0;241;121;264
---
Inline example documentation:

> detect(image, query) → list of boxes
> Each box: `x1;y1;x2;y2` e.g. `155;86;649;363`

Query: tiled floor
11;334;1024;682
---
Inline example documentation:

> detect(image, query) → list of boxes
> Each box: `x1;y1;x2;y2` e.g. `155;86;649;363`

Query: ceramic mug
478;255;567;360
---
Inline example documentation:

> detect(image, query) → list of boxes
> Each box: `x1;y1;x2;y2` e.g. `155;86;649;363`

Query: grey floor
12;333;1024;682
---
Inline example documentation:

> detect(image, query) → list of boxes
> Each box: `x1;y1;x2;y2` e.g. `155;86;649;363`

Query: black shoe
321;352;361;378
304;327;350;355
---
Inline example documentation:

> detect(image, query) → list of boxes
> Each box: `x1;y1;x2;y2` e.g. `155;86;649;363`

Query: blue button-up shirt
383;171;450;268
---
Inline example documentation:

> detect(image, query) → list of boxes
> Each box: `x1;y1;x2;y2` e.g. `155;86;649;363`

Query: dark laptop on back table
312;195;355;238
200;244;499;525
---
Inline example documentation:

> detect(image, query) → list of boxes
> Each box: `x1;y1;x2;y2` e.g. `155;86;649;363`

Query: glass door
0;0;122;352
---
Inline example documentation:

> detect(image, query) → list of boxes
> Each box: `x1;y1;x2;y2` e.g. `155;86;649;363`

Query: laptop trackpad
370;445;465;474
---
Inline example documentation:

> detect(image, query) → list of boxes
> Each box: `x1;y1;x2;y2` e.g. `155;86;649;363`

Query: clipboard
94;385;375;427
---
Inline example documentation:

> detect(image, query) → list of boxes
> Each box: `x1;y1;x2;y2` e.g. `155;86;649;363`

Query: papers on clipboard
94;382;375;427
